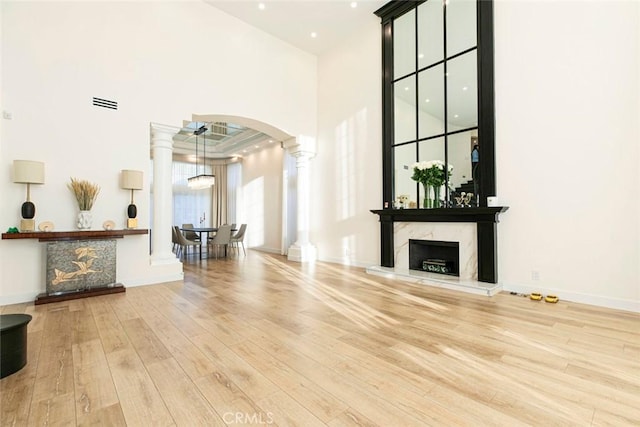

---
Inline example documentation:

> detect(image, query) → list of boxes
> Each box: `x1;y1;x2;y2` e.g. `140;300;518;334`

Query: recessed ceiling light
462;86;468;91
258;3;265;10
268;140;274;143
454;114;459;118
418;53;424;59
425;99;430;103
404;87;409;91
254;145;259;148
243;149;247;153
311;32;317;38
350;2;358;8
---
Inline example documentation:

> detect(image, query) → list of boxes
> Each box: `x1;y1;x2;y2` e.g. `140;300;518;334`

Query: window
172;160;212;227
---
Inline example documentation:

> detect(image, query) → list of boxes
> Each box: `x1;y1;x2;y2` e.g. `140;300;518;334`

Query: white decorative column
283;136;317;262
150;123;181;268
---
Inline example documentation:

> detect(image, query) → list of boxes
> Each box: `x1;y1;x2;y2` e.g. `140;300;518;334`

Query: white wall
312;0;639;310
0;1;316;304
2;0;638;312
313;18;382;267
238;143;283;254
494;0;639;311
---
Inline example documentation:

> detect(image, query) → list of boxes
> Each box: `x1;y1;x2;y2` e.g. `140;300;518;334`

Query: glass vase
433;185;441;208
422;184;432;208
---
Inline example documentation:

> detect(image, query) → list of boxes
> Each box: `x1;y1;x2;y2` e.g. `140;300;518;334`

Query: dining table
179;227;237;258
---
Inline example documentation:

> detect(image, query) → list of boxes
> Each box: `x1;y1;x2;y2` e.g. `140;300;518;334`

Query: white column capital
150;122;181;135
150;123;180;149
283;135;316;159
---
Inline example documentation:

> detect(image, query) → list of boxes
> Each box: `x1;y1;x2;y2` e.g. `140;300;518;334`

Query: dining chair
173;225;200;259
208;224;232;259
171;225;179;254
229;223;247;255
181;223;201;242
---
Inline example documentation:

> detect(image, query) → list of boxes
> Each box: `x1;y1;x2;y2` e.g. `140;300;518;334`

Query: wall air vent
92;97;118;110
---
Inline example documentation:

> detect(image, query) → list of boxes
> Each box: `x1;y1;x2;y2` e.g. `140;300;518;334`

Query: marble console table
1;229;148;304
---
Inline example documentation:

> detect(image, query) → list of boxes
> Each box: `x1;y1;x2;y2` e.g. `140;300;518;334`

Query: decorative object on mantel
455;192;474;207
6;227;19;234
411;160;453;208
120;170;143;229
102;220;115;231
68;178;100;230
396;194;409;209
38;221;54;232
12;160;45;232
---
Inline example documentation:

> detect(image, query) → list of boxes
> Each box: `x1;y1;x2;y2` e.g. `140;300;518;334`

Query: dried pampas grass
68;178;100;210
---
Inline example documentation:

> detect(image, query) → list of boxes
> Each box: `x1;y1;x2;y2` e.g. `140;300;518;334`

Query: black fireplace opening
409;239;460;277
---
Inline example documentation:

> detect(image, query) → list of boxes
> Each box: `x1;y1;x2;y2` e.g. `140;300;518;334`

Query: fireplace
409;239;459;277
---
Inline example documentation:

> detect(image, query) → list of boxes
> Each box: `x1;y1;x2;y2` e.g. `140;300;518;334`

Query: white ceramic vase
77;210;92;229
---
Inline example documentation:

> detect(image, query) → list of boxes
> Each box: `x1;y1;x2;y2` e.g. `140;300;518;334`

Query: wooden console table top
1;229;148;242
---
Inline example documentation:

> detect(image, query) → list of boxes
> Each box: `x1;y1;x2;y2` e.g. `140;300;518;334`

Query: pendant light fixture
187;122;215;189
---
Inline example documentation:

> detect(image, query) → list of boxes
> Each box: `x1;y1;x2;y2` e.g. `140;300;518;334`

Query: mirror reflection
446;0;476;56
393;76;416;144
446;51;477;130
394;144;417;208
392;0;479;208
418;0;443;68
418;65;445;139
393;9;415;79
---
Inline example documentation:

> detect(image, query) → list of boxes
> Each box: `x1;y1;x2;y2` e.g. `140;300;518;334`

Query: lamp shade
13;160;45;184
121;170;143;190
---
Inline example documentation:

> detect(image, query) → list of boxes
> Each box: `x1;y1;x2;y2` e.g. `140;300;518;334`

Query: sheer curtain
211;163;228;227
227;162;242;226
172;161;211;227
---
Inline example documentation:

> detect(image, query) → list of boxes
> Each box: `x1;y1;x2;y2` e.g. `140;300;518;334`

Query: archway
150;115;317;266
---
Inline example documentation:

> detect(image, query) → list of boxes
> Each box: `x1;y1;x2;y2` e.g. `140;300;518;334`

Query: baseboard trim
0;292;41;307
502;282;640;313
251;247;281;255
317;255;371;269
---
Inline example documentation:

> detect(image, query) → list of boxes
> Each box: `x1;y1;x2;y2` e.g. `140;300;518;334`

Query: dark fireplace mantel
370;207;509;283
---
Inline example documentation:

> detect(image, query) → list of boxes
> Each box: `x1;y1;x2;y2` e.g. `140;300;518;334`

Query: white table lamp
121;170;143;229
13;160;45;232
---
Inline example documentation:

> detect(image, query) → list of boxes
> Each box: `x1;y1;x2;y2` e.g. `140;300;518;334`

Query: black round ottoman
0;314;33;379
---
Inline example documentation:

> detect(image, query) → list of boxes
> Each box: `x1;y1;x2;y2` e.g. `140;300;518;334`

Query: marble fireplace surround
399;223;476;280
368;207;509;296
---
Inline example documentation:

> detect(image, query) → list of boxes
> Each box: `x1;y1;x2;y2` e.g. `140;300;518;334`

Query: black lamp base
127;204;137;219
21;201;36;219
126;204;138;229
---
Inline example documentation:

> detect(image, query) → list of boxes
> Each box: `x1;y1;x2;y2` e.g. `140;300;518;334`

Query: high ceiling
175;1;388;159
204;0;387;56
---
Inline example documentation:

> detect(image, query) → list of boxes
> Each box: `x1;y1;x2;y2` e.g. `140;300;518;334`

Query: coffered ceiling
172;121;277;159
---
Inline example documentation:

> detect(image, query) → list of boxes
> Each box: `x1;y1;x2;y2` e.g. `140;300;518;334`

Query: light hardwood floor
1;251;639;426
